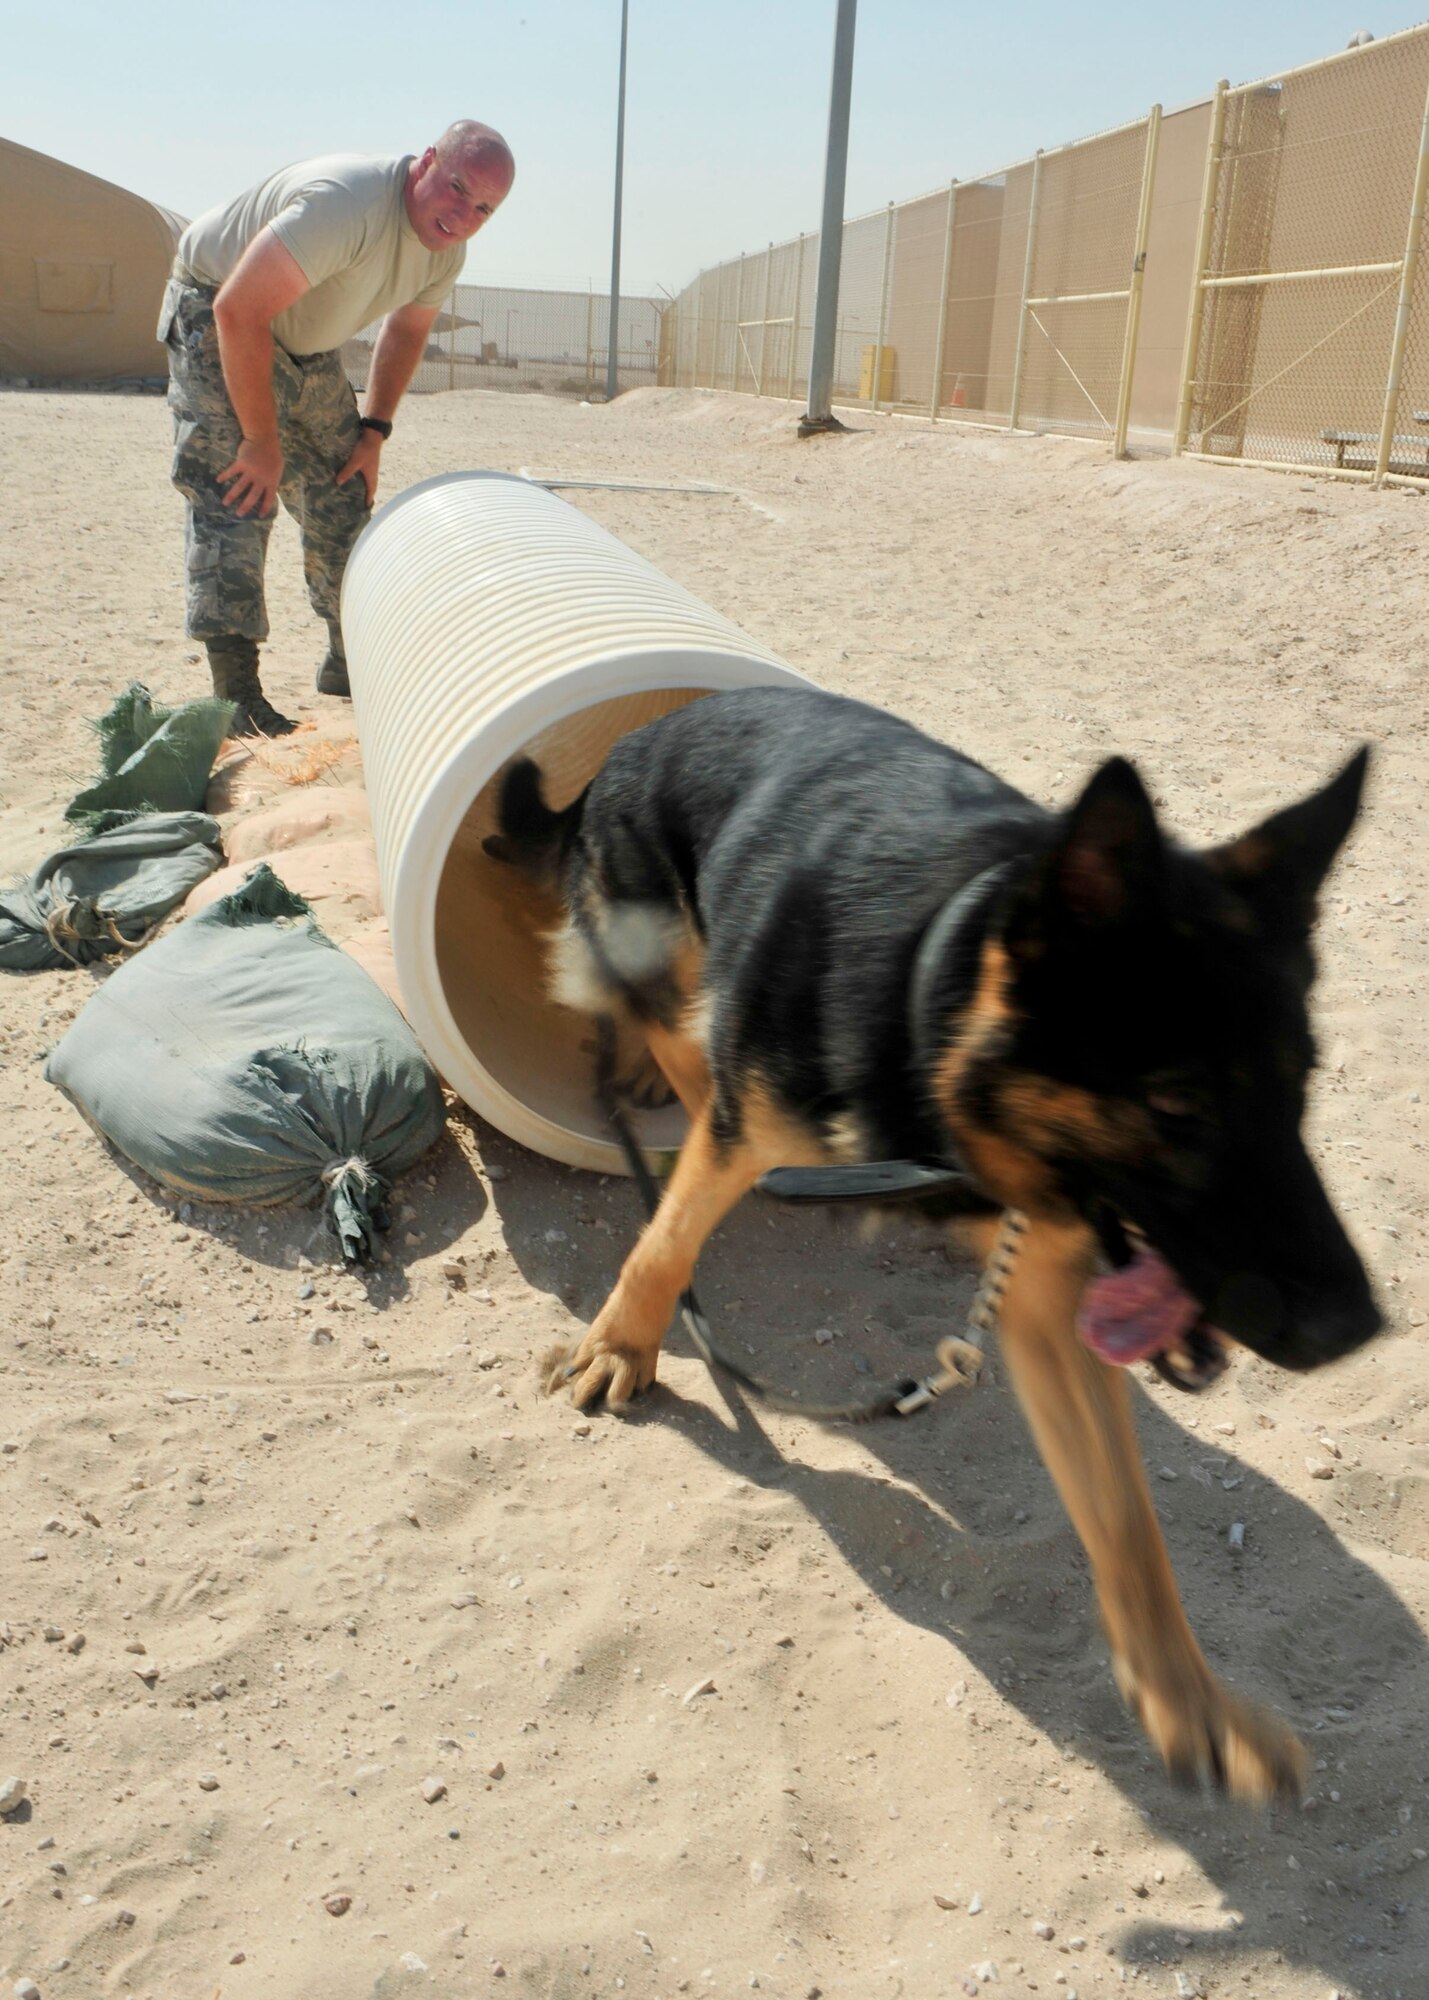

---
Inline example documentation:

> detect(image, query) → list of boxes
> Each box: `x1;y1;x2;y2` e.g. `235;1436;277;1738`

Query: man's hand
336;427;383;507
217;436;284;518
212;232;312;518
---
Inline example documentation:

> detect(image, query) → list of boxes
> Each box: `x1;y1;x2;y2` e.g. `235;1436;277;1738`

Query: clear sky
6;2;1418;298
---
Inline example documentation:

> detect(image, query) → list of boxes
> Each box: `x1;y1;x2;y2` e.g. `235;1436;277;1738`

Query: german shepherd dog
487;684;1379;1805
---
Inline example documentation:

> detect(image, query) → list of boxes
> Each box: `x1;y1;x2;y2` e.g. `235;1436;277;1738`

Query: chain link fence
332;27;1429;489
343;282;665;400
664;24;1429;486
667;114;1162;448
1179;25;1429;482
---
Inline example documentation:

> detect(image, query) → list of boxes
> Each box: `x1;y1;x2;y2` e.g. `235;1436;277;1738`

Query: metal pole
799;0;858;436
787;234;806;401
447;288;457;391
1202;260;1402;289
715;266;726;389
1174;80;1228;455
758;242;774;395
870;200;894;412
727;262;738;389
1113;105;1162;458
605;0;630;403
1007;151;1043;432
929;180;958;422
585;289;594;392
1375;75;1429;484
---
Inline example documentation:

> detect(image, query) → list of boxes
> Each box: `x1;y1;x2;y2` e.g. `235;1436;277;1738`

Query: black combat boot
206;637;298;737
315;624;351;698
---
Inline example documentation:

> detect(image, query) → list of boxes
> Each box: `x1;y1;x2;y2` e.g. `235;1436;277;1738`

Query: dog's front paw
542;1315;661;1415
1115;1655;1307;1806
617;1046;677;1111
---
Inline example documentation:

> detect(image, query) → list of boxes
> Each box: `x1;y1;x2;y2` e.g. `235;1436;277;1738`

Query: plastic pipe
341;471;810;1173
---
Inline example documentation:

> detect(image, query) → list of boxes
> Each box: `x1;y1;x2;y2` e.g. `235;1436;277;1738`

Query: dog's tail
481;756;585;889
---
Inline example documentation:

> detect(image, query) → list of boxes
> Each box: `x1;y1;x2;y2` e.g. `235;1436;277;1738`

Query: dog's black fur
490;684;1378;1375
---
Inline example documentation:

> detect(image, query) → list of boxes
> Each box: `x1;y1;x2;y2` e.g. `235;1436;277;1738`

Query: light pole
799;0;858;438
606;0;630;402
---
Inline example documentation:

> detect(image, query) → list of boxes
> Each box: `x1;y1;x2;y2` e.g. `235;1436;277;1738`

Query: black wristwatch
359;416;393;439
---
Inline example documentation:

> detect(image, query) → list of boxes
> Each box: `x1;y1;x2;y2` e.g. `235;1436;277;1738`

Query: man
159;122;515;735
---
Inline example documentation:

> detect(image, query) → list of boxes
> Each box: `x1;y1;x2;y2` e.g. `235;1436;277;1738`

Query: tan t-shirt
176;152;463;355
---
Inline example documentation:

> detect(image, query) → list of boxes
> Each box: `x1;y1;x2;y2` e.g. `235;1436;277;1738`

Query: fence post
1008;153;1043;432
714;269;725;391
1375;74;1429;483
1113;106;1162;458
1174;80;1228;455
871;201;895;412
930;180;958;422
787;234;806;401
758;242;774;395
448;289;457;392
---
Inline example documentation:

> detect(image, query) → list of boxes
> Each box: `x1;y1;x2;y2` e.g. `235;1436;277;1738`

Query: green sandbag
45;865;446;1261
65;683;235;827
0;810;224;971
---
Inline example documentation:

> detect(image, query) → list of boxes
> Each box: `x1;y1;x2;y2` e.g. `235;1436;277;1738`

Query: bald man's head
437;120;515;188
405;123;515;252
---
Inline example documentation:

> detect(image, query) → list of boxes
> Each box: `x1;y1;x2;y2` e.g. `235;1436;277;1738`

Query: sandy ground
1;383;1427;2000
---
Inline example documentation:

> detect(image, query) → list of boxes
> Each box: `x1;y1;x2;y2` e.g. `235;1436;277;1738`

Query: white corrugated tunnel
341;470;810;1173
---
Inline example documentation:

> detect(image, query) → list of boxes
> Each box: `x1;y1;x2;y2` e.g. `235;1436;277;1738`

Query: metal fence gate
1177;24;1429;481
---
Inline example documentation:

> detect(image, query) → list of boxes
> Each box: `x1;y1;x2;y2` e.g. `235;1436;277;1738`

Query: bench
1322;409;1429;473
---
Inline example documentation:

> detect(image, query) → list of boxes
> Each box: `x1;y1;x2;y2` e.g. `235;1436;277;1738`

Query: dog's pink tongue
1077;1248;1201;1366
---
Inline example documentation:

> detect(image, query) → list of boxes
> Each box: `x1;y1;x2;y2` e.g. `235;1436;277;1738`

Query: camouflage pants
160;275;370;650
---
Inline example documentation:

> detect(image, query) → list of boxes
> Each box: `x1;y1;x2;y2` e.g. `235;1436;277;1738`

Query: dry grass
238;732;357;788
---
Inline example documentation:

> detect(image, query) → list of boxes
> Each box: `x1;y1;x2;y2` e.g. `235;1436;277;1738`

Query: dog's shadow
492;1154;1425;1999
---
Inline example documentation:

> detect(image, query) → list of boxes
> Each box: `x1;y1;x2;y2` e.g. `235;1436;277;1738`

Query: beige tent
1;135;184;382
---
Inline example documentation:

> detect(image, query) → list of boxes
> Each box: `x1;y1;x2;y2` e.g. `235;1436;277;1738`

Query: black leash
593;1017;1021;1424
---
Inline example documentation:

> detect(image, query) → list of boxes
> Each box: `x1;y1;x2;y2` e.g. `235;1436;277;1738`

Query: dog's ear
1206;745;1369;938
1047;756;1165;928
1005;759;1164;963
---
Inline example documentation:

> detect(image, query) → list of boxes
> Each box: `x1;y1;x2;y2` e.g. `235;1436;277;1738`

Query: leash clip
893;1335;985;1416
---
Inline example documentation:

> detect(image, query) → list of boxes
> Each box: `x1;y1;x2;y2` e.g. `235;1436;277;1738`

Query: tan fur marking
643;1022;711;1123
998;1076;1152;1161
548;1068;841;1413
953;1131;1065;1214
929;942;1063;1212
739;1077;844;1168
682;985;718;1056
1207;830;1275;878
928;940;1153;1213
551;1106;769;1412
669;939;706;1009
930;938;1011;1099
993;1216;1306;1806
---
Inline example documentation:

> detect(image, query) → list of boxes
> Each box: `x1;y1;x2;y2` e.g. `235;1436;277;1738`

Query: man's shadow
492;1148;1427;2000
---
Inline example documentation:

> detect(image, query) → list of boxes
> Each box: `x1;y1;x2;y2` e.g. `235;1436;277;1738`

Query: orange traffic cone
950;372;967;409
